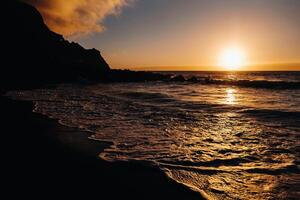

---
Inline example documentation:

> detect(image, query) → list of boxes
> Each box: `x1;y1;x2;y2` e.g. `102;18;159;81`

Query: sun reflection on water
225;88;236;105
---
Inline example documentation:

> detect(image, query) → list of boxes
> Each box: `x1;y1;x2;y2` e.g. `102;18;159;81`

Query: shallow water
7;72;300;199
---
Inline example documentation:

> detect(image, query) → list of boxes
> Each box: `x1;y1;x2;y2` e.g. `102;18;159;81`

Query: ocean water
7;71;300;199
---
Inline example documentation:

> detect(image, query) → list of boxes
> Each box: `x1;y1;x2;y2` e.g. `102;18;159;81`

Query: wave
118;91;171;100
190;78;300;89
159;156;258;168
240;108;300;117
158;158;300;176
240;108;300;125
245;164;300;175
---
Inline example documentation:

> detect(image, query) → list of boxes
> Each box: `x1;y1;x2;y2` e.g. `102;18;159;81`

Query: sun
219;48;245;70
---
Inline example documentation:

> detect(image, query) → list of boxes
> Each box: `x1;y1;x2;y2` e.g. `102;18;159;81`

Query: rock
187;76;198;83
170;75;186;82
2;0;110;90
0;0;190;91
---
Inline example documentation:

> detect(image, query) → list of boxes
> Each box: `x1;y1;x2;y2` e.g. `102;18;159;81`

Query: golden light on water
225;88;236;105
219;48;246;71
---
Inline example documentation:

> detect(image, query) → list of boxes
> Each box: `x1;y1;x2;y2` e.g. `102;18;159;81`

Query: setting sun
219;48;245;70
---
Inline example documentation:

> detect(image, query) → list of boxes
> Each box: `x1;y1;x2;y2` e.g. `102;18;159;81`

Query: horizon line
112;63;300;71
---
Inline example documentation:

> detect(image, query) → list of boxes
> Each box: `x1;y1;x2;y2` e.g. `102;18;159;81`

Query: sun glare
219;48;245;70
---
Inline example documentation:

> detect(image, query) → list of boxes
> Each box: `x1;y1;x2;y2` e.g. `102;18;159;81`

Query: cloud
22;0;130;37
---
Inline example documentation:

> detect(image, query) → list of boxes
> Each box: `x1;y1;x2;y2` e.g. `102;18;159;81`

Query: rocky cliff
2;0;110;90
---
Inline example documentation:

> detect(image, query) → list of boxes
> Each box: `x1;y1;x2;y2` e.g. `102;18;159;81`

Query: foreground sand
1;96;204;199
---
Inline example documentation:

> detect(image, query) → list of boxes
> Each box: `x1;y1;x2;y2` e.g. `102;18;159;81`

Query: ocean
7;71;300;199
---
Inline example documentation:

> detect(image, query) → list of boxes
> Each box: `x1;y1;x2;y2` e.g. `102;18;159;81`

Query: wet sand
1;96;204;199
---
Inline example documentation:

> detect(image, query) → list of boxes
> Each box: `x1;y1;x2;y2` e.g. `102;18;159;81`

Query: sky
27;0;300;71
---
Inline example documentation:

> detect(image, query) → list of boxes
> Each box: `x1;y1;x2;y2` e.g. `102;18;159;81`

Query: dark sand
1;96;204;199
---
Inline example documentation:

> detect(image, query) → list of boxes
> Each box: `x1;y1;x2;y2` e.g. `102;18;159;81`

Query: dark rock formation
1;0;189;91
170;75;186;82
187;76;199;83
2;0;110;90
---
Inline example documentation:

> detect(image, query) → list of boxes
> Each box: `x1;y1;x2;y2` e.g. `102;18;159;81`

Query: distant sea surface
8;71;300;200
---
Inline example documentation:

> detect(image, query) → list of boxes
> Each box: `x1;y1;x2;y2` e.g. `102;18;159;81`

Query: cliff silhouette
1;0;175;91
2;0;110;90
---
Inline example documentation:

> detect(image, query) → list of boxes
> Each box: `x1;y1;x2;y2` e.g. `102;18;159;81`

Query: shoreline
1;96;204;199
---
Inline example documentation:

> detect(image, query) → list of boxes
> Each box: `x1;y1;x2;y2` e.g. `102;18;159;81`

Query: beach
1;96;203;199
4;75;299;199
